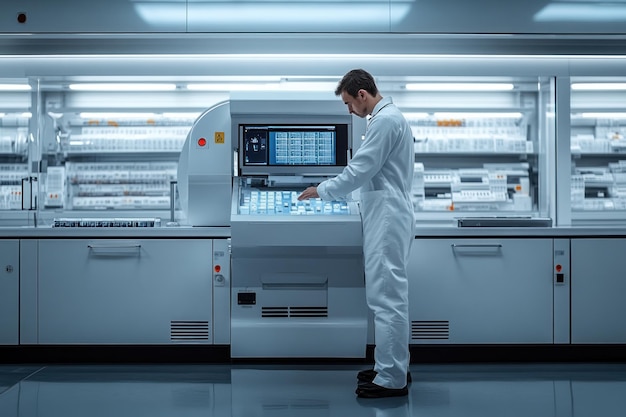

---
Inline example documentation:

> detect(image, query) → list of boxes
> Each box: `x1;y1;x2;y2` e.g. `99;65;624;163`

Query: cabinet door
408;238;554;344
38;239;213;344
0;240;19;345
571;238;626;343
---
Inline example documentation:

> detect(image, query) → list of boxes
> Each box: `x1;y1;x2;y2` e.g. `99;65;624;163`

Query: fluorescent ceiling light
402;112;430;119
434;112;523;118
69;83;177;91
0;84;31;91
580;112;626;119
79;112;158;119
187;82;337;92
162;112;201;119
135;2;411;27
535;3;626;22
194;76;283;82
0;112;31;118
405;83;515;91
572;83;626;90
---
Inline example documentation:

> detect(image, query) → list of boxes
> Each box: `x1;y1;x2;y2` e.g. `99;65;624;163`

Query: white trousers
361;190;414;389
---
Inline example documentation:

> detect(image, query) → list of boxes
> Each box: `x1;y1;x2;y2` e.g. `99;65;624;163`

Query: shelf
62;150;181;157
416;152;535;157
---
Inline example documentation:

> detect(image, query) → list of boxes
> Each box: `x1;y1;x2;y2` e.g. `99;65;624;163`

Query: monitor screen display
241;124;349;168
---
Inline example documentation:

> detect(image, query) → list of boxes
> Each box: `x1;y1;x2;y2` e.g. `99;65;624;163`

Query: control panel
238;189;350;216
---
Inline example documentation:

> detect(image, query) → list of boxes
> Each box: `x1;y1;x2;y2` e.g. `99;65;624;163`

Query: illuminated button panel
238;190;350;215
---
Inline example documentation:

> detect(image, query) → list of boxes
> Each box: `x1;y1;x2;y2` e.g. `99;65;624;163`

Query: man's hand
298;186;319;200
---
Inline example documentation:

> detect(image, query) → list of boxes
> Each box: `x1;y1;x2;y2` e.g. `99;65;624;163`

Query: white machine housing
178;101;233;226
229;92;368;358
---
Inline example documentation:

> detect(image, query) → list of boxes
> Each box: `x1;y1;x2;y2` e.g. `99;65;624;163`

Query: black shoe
356;381;408;398
357;369;412;384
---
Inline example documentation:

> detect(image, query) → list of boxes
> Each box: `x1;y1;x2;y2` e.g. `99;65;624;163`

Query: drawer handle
451;244;503;248
87;244;141;249
87;243;142;256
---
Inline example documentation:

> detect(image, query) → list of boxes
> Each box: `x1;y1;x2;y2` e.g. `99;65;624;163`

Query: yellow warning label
215;132;225;144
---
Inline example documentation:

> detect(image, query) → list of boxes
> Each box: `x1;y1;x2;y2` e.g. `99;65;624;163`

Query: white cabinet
571;238;626;343
408;238;554;344
0;240;19;345
36;239;214;344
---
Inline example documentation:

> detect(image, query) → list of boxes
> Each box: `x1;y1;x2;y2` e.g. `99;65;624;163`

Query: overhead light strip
69;83;177;91
79;112;158;119
572;83;626;91
580;112;626;119
434;112;523;118
0;84;31;91
186;82;337;91
406;83;515;91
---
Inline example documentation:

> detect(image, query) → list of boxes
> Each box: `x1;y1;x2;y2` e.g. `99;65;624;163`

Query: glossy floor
1;363;626;416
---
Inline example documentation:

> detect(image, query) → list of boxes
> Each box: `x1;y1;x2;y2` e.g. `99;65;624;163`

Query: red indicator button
198;137;207;147
214;265;221;273
556;264;562;272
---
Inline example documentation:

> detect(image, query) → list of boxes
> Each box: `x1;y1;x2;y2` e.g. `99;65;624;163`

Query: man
298;69;415;398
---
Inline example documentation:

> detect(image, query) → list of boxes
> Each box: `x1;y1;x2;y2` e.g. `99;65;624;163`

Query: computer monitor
239;124;349;176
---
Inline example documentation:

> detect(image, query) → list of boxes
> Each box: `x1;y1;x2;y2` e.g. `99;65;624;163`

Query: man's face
340;90;368;118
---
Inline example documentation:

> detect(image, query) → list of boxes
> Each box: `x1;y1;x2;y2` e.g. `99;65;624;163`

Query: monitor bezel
238;123;350;176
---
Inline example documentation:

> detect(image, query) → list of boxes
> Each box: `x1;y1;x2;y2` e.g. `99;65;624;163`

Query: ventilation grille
262;306;328;318
411;320;449;340
170;320;210;341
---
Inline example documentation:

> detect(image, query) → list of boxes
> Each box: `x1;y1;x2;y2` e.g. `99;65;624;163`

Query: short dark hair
335;69;379;98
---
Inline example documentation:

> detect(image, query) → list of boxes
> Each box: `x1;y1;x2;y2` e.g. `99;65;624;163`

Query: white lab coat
317;97;415;389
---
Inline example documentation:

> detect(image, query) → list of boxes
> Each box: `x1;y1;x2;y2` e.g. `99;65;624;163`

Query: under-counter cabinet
571;238;626;343
29;239;214;344
0;240;19;345
408;238;554;344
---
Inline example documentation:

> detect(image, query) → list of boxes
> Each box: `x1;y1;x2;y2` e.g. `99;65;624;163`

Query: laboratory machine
179;93;367;357
230;94;367;358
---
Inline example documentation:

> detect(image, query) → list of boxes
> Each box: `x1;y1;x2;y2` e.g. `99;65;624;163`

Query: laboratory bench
1;225;626;363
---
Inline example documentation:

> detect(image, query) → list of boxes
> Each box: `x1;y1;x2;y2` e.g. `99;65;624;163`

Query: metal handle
87;243;142;256
451;243;503;256
169;180;178;223
451;244;503;248
87;244;141;249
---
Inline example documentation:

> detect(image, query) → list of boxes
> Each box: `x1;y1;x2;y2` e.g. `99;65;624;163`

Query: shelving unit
41;107;198;215
0;104;31;212
569;81;626;223
393;78;549;222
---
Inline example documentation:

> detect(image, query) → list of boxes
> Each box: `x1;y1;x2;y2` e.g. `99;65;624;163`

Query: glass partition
385;77;554;226
0;74;557;228
570;77;626;225
0;81;33;225
33;81;229;226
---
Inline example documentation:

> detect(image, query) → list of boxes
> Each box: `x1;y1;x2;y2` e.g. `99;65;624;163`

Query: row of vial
65;137;186;152
71;196;170;209
572;136;626;153
413;137;532;153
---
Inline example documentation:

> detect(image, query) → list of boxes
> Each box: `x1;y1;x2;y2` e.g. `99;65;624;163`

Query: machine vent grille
290;306;328;317
262;307;289;317
262;307;328;318
170;320;210;341
411;320;449;340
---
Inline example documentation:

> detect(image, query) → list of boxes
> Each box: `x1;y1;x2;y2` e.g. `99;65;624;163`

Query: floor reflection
0;363;625;417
